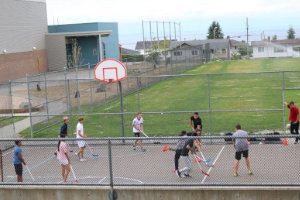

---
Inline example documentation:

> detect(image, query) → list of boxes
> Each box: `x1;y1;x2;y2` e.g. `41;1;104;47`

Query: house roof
135;39;177;50
251;39;300;46
121;48;140;55
169;39;230;50
46;30;112;37
230;39;246;47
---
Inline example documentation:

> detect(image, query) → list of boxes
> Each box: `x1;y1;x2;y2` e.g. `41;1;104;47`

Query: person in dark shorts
284;101;299;144
132;112;146;152
176;132;201;178
233;124;252;177
189;112;202;132
13;141;26;182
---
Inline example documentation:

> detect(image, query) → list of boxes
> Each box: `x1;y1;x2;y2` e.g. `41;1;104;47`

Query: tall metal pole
169;21;173;74
246;17;249;56
179;22;181;41
118;82;125;142
44;73;50;126
174;22;177;40
108;140;117;200
136;77;140;111
282;72;286;134
207;74;212;136
142;20;146;61
163;21;167;73
9;80;16;137
26;74;33;138
88;63;93;110
150;21;153;54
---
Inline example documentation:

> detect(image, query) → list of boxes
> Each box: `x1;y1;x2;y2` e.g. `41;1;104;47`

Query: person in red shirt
285;101;299;144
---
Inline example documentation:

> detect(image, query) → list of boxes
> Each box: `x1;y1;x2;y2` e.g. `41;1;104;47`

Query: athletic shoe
75;153;80;159
80;158;86;162
141;148;146;152
183;174;192;178
233;173;238;177
172;169;177;173
133;146;136;150
248;170;253;175
176;170;182;178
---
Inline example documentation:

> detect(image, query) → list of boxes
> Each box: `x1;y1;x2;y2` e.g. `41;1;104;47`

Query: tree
287;27;296;39
207;21;224;39
146;37;170;64
272;35;277;40
238;46;253;56
67;38;84;68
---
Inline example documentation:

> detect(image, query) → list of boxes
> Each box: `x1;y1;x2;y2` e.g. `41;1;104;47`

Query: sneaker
233;173;238;177
176;170;182;178
80;158;86;162
248;170;253;175
75;153;81;159
54;151;57;156
141;148;147;152
172;169;177;173
183;174;192;178
133;146;136;150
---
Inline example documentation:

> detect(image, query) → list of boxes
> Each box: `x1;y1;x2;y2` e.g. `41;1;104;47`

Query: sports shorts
235;150;248;160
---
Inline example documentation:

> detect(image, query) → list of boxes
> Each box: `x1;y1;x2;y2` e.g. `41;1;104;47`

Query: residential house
230;40;247;55
135;39;177;55
251;39;300;58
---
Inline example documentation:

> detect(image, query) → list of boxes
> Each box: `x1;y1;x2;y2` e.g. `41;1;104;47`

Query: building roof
46;30;112;37
169;39;230;50
251;39;300;46
230;39;246;47
122;48;140;55
135;39;177;50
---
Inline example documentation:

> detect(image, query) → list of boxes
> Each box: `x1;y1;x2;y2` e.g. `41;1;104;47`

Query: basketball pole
119;81;125;143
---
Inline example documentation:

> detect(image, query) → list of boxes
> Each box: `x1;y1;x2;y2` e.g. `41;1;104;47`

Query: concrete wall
0;186;300;200
45;35;67;71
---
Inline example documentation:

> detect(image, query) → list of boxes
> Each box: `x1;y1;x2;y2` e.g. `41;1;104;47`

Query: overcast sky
46;0;300;49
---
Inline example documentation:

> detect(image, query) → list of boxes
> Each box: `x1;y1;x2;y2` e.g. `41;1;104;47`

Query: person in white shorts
132;112;146;151
56;135;71;183
76;117;87;161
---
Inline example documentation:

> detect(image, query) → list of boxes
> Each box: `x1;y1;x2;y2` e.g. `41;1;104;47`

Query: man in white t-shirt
132;112;146;151
75;117;87;162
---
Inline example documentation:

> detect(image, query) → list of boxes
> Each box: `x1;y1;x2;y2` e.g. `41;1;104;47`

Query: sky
46;0;300;49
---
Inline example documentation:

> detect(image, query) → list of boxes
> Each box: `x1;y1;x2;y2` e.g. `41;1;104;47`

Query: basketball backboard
94;59;127;83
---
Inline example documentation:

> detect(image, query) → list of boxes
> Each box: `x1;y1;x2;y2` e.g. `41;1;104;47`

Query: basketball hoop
107;79;113;83
94;59;127;83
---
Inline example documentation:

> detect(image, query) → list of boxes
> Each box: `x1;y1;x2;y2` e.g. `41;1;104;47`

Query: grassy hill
23;58;300;138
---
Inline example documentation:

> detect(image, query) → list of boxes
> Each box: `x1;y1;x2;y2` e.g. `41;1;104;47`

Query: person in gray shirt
233;124;252;177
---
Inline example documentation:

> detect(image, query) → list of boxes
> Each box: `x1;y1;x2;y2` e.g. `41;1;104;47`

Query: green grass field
21;58;300;138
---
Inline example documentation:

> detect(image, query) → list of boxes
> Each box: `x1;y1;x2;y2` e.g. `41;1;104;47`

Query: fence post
67;80;74;139
44;73;50;126
207;74;212;136
88;63;93;110
108;140;118;200
118;82;125;142
282;71;286;134
136;77;140;111
9;80;16;137
75;66;80;114
26;74;33;138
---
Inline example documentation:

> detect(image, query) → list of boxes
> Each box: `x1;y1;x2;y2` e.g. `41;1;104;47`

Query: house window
215;49;222;54
102;42;106;59
191;50;198;55
274;46;286;53
258;47;264;52
293;47;300;52
174;51;182;56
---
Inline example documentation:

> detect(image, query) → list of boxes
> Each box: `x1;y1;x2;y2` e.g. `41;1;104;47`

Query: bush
231;53;241;60
122;54;144;62
210;57;220;62
243;55;250;60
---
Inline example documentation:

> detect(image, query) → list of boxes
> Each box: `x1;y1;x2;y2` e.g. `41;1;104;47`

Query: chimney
268;36;270;42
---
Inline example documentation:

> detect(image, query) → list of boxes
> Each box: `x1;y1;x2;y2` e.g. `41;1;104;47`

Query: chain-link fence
0;135;299;186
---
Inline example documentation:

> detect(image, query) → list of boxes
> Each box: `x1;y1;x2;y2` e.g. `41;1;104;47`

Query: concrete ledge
0;186;300;200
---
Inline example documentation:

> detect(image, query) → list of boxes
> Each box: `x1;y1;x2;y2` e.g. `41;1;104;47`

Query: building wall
45;35;67;71
0;0;48;81
48;22;120;66
0;50;48;81
253;45;300;58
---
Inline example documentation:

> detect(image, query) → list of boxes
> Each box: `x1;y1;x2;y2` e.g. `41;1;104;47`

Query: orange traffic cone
163;145;169;152
194;157;202;162
283;138;288;145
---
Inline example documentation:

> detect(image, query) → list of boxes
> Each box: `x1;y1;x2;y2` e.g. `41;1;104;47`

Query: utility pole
246;17;249;56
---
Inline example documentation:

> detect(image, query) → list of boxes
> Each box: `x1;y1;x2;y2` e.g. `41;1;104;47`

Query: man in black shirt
59;117;69;138
189;112;202;132
176;132;201;178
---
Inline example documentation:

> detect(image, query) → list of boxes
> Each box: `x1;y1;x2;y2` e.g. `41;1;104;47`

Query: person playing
13;141;26;182
59;117;69;138
132;112;146;152
233;124;252;177
189;112;202;132
176;132;201;178
284;101;299;144
57;135;71;183
75;117;87;161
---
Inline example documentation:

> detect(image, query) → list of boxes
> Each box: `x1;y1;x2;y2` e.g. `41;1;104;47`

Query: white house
251;39;300;58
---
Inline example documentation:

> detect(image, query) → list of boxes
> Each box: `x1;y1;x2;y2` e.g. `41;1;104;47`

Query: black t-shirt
190;116;202;129
180;139;194;156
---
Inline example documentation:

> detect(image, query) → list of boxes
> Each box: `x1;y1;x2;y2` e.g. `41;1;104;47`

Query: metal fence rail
0;135;298;186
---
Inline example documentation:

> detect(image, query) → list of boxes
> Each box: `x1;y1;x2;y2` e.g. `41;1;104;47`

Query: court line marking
201;146;225;184
98;177;106;183
5;155;56;183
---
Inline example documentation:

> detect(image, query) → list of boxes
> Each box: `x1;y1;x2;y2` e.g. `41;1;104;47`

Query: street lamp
213;27;217;39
